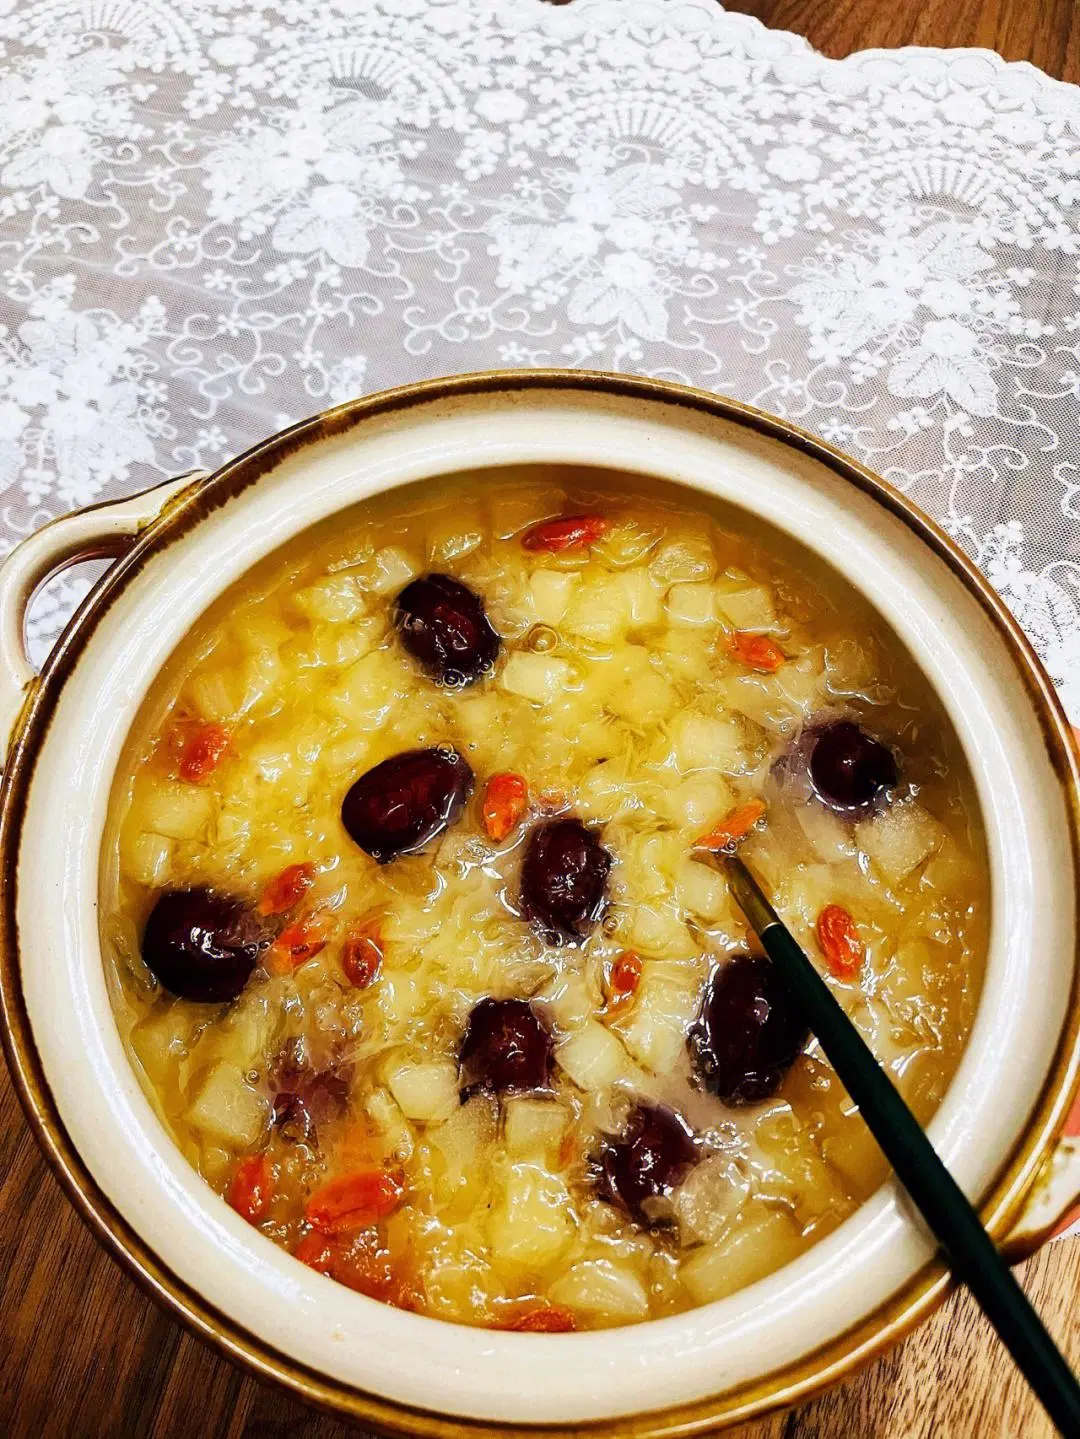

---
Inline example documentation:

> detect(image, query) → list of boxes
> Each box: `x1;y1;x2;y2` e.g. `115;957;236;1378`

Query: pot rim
1;369;1078;1436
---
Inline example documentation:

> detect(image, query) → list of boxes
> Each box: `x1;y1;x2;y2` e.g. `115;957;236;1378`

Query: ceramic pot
1;373;1078;1434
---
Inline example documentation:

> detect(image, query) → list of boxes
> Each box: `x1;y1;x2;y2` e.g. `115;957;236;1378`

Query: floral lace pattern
1;0;1079;716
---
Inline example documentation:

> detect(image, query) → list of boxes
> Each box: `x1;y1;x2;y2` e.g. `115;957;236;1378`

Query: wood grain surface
3;3;1080;1437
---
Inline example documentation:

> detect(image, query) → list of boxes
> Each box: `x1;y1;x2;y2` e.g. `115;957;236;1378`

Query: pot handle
0;472;205;764
1002;1126;1080;1261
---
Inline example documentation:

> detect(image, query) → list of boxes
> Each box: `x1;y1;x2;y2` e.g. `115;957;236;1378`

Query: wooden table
726;0;1079;83
4;3;1080;1436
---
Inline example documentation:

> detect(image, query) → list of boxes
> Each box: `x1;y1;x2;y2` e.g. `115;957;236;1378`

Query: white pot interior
14;385;1076;1424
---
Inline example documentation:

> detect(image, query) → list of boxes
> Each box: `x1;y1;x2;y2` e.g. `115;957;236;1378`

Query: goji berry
176;722;231;782
521;514;608;553
729;632;785;673
817;904;865;980
482;772;529;842
258;862;315;916
266;916;329;975
305;1168;405;1235
341;926;383;989
227;1154;273;1225
696;799;767;853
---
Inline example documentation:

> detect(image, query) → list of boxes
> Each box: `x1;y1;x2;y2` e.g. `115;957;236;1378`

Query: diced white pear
603;647;678;719
882;939;935;1013
616;966;701;1073
219;991;281;1073
387;1060;460;1124
673;1154;751;1245
779;862;837;931
658;629;715;687
556;1022;632;1091
428;507;484;564
365;1087;415;1161
612;829;682;902
328;650;407;728
576;762;641;823
921;839;977;895
660;775;733;830
528;569;577;625
680;1209;802;1304
676;858;732;923
236;612;289;659
626;903;695;960
188;1063;269;1147
651;534;716;586
857;803;944;885
131;1005;198;1082
824;637;878;695
796;802;853;862
715;585;776;630
503;1097;570;1157
294;574;367;623
564;576;632;642
596;518;661;568
323;732;373;773
666;582;717;627
423;1243;506;1322
487;1163;574;1272
125;830;174;886
306;623;373;669
237;649;283;710
139;782;214;841
431;1095;496;1195
187;668;242;723
566;715;618;767
367;546;419;594
605;663;677;722
672;711;750;774
542;971;598;1030
548;1259;649;1322
774;660;821;716
615;568;663;628
199;1144;233;1186
500;651;570;704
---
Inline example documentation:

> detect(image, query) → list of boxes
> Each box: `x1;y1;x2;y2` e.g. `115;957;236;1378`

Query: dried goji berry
521;514;608;553
176;722;231;782
266;916;329;975
341;926;383;989
696;799;767;853
605;950;642;1014
258;862;315;916
729;632;785;673
227;1154;273;1225
817;904;865;979
305;1168;405;1235
482;771;529;842
294;1229;417;1304
329;1229;397;1300
294;1231;338;1275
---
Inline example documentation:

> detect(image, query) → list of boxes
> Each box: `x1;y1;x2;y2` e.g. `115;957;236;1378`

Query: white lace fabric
2;0;1080;717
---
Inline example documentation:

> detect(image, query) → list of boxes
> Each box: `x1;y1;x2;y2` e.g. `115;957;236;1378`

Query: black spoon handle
723;854;1080;1439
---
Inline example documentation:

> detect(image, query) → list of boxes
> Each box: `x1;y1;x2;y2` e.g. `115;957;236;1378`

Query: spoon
717;851;1080;1438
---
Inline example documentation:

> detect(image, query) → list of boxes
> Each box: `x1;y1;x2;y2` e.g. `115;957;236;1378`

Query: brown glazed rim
1;371;1079;1437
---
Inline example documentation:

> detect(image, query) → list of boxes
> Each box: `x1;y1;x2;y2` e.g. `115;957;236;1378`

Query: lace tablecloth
1;0;1079;717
